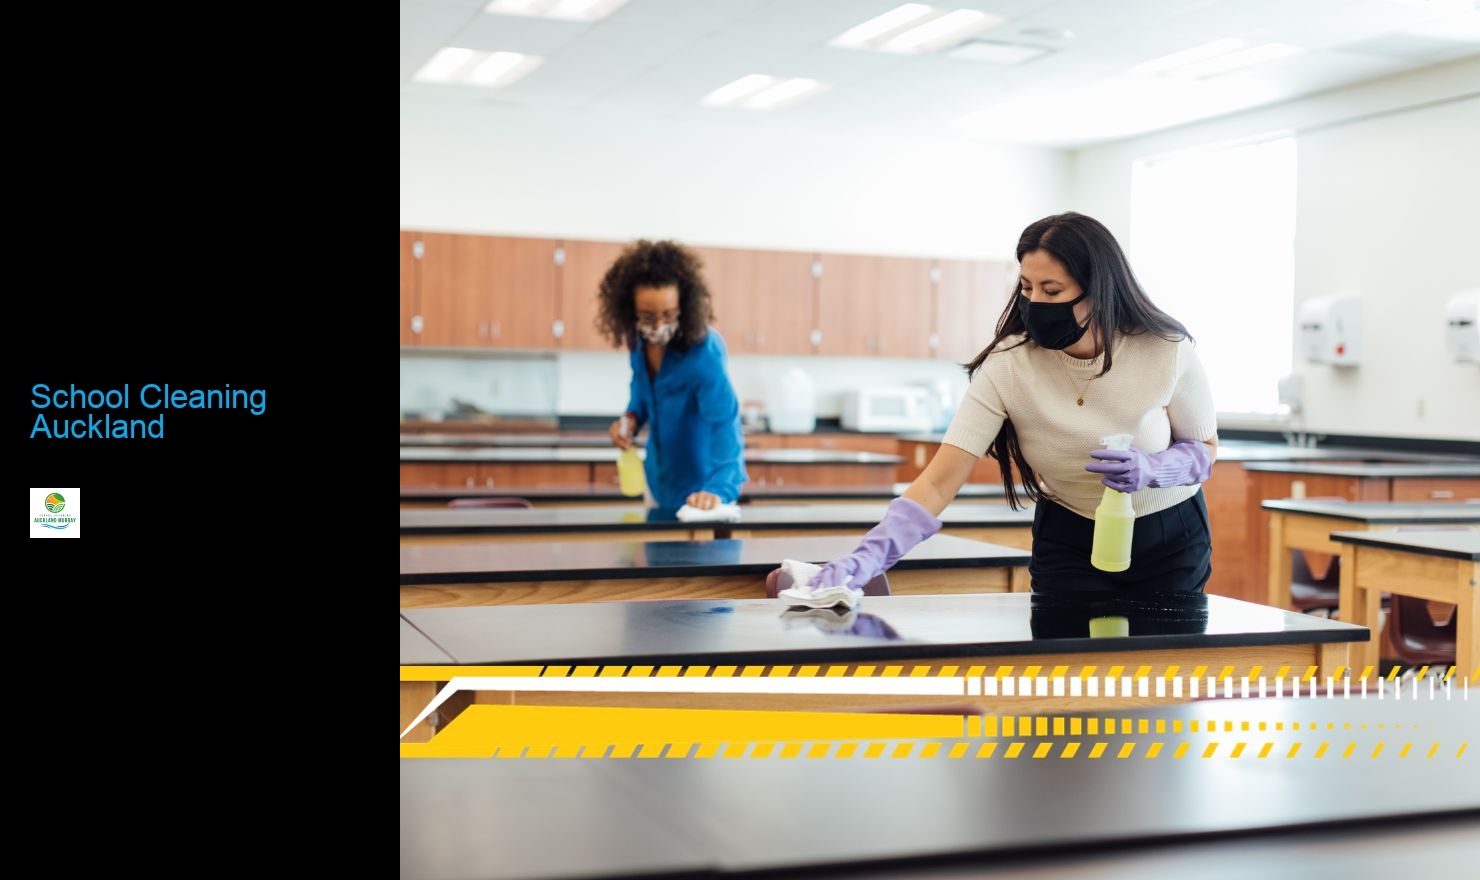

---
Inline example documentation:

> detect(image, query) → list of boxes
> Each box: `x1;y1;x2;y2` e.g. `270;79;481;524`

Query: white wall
400;96;1069;262
1070;56;1480;442
401;93;1067;420
557;349;971;425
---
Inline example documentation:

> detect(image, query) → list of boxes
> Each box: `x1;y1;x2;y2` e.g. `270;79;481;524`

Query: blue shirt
626;328;748;510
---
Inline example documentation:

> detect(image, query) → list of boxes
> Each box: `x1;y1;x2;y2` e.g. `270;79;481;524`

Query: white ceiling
399;0;1480;147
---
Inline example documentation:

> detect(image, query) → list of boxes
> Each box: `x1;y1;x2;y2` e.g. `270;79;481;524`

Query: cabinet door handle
465;476;475;487
1430;489;1454;499
411;315;423;335
491;321;501;339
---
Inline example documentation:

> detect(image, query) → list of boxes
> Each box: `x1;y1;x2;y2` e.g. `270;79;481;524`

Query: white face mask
638;321;677;346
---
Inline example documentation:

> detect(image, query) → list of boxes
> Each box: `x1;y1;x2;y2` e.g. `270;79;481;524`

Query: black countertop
400;534;1028;585
1329;529;1480;561
1242;462;1480;478
400;502;1034;534
399;697;1478;880
400;592;1365;666
1261;499;1480;523
400;618;454;664
895;437;1479;463
401;447;904;465
399;482;1010;503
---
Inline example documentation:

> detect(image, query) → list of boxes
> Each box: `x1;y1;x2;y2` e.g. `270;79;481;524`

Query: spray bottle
1090;433;1135;572
616;415;646;498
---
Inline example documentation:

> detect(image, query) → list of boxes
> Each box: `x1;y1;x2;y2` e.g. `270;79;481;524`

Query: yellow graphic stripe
400;665;1480;681
400;706;1475;759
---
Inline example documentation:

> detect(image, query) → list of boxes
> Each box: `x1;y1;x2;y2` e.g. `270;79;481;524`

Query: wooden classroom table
400;534;1032;608
398;481;1009;509
1262;499;1480;609
1329;529;1480;677
399;502;1034;549
400;591;1363;722
398;697;1477;880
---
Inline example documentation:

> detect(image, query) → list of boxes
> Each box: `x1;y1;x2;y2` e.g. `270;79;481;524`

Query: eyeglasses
636;309;681;327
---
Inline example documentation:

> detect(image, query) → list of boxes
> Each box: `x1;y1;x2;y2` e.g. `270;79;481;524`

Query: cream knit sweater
942;332;1218;520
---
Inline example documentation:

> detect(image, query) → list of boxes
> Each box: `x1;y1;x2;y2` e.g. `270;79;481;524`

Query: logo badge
45;492;65;514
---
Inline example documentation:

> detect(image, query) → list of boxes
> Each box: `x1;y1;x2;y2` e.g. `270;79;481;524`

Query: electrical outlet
490;379;501;396
1416;398;1426;418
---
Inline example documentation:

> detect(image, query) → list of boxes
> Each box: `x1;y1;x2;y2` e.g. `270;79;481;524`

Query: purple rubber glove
808;497;943;591
1085;439;1213;493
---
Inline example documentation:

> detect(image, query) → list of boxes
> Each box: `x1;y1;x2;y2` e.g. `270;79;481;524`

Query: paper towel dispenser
1447;289;1480;364
1298;295;1361;366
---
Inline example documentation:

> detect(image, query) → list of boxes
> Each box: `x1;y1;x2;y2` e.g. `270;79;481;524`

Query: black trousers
1030;490;1212;592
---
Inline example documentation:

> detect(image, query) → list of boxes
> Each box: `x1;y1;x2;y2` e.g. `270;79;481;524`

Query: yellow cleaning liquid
1090;486;1134;572
616;415;646;497
617;448;645;497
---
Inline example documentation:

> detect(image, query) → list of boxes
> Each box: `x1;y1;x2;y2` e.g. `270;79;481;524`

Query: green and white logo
45;492;65;513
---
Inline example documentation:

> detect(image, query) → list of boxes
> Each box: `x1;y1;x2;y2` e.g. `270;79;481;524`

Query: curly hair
595;240;715;352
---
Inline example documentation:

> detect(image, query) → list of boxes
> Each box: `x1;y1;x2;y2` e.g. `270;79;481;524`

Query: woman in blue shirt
598;240;748;512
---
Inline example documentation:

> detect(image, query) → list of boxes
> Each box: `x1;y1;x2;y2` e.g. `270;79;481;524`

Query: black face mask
1017;292;1090;350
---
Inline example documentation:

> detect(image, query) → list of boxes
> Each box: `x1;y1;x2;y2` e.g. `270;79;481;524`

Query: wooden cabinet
816;254;933;358
693;246;815;355
750;250;817;355
742;435;788;450
896;439;1005;484
933;259;1015;363
1389;478;1480;502
401;231;419;346
558;239;628;351
1203;461;1253;602
746;463;897;487
401;462;592;488
692;245;756;354
412;233;560;349
491;237;560;350
402;230;1016;364
781;434;900;455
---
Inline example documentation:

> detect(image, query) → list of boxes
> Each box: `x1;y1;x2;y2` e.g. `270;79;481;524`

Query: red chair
1380;525;1465;671
1289;549;1340;614
1385;596;1457;668
447;498;534;509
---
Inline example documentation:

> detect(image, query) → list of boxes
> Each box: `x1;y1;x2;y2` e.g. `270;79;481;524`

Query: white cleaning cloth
776;558;862;610
675;502;742;523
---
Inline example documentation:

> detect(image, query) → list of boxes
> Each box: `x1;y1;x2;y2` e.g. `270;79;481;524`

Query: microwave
840;388;935;433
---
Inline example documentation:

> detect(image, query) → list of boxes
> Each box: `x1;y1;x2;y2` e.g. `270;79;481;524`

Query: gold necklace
1056;355;1094;406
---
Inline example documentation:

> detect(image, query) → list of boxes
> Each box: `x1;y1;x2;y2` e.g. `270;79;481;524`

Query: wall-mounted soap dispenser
1298;295;1361;366
1445;289;1479;364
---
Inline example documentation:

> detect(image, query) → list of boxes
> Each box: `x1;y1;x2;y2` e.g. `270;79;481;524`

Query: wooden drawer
782;434;902;455
400;463;479;488
742;435;788;450
476;463;592;488
1389;477;1480;502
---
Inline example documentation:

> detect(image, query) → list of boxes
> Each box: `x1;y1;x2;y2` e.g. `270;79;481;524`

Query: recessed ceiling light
1128;39;1248;77
701;74;777;106
1403;8;1480;42
700;74;830;110
946;40;1052;64
412;48;544;87
829;4;1005;54
1017;26;1075;42
1172;43;1304;78
484;0;630;22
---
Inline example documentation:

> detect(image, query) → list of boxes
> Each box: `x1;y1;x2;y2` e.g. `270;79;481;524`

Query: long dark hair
965;212;1192;509
596;239;715;352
